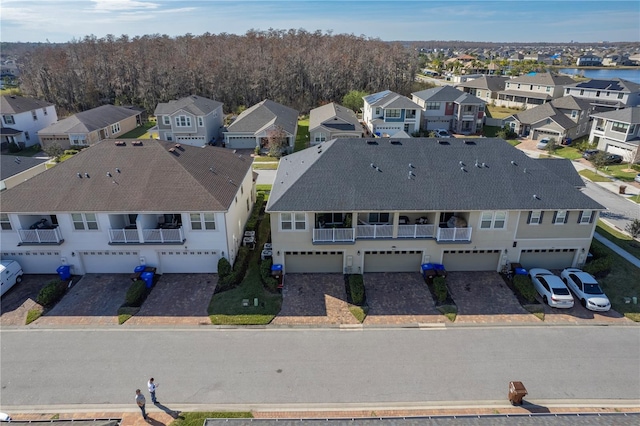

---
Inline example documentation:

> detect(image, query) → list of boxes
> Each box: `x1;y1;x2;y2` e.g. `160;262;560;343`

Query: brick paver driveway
363;273;446;325
0;274;58;326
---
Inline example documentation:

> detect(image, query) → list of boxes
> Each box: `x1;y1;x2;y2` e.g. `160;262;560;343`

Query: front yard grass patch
25;307;43;325
120;121;156;139
170;411;252;426
485;105;521;120
437;304;457;322
596;220;640;259
547;145;583;160
579;170;611;182
596;164;639;182
482;126;519;145
349;305;367;323
252;163;278;170
252;156;280;163
256;184;272;193
295;117;309;152
523;304;544;321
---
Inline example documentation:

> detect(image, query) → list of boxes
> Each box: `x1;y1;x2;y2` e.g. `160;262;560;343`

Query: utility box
508;381;527;406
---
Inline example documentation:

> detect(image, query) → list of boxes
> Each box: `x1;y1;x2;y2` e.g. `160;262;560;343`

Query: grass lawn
256;184;272;192
596;220;640;259
209;212;281;324
3;144;45;157
252;163;278;170
295;117;309;152
252;156;280;163
0;88;21;96
579;169;611;182
482;126;519;145
596;164;640;182
119;121;156;139
547;145;583;160
485;105;521;119
169;411;252;426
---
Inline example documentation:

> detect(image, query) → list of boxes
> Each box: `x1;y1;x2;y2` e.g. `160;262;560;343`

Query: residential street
1;326;638;410
582;180;640;232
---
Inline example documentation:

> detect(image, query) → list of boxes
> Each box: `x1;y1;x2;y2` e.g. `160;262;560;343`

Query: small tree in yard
591;151;608;174
43;143;64;162
626;219;640;239
342;90;367;113
545;137;558;155
266;125;288;158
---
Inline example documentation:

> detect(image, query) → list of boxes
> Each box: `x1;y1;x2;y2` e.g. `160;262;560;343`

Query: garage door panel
81;250;140;273
442;250;501;271
160;250;218;273
364;251;422;273
285;251;343;273
605;144;631;158
1;250;61;274
227;137;256;149
519;249;575;270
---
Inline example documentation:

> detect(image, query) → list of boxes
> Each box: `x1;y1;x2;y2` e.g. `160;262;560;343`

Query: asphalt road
582;180;640;232
1;326;639;410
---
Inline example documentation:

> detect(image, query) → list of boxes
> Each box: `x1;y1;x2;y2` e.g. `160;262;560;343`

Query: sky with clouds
1;0;639;44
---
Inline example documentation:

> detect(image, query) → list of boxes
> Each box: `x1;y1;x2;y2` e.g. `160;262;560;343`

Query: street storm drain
276;369;282;373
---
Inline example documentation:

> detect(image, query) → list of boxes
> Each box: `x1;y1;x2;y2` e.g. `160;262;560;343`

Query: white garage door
442;249;501;271
227;137;256;149
519;249;576;270
81;250;140;273
160;250;218;273
1;250;61;274
176;136;206;147
363;250;422;273
605;144;632;159
285;251;343;273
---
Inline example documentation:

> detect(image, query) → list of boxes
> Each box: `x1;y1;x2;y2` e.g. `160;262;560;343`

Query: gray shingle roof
364;90;421;109
226;99;298;135
0;95;53;114
309;103;360;132
38;105;142;135
455;76;508;92
412;85;485;104
154;95;223;116
591;106;640;123
509;96;591;129
266;138;603;212
507;72;576;86
0;139;252;213
0;155;48;180
536;158;586;188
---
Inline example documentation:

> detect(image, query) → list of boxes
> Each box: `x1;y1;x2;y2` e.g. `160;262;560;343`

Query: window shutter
527;211;532;224
539;211;544;224
589;211;596;223
564;212;569;224
552;211;557;223
577;210;583;223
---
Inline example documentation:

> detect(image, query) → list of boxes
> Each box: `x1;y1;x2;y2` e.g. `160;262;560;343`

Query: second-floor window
32;110;38;121
406;109;416;119
527;210;543;225
0;213;12;230
611;121;629;133
43;107;48;116
72;213;98;230
111;123;121;134
314;132;326;143
617;93;624;99
578;210;595;224
368;212;390;223
3;115;15;125
571;110;578;119
162;116;170;125
281;212;306;230
553;210;568;224
480;211;506;229
190;213;216;230
386;109;401;118
198;116;204;127
175;115;191;127
25;131;30;140
426;102;440;110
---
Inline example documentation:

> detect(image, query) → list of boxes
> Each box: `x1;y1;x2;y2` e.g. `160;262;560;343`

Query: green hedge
218;257;232;279
36;279;67;307
583;255;612;277
433;276;448;303
513;275;537;303
125;280;147;306
260;257;279;292
217;246;251;291
348;274;365;305
245;194;265;232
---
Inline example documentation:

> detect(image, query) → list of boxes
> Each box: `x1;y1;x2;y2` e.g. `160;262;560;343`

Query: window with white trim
0;213;12;230
578;210;594;224
111;123;121;134
368;212;390;223
32;110;38;121
611;121;628;133
190;213;216;230
385;109;401;118
43;107;48;116
162;116;170;125
527;210;542;225
175;115;191;127
480;211;506;229
314;132;326;143
375;107;381;115
198;116;204;127
554;210;568;224
25;131;30;140
281;213;306;230
426;102;441;110
571;110;578;119
71;213;98;230
3;115;15;125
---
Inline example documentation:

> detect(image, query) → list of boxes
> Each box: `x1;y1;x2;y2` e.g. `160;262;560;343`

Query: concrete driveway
0;274;58;326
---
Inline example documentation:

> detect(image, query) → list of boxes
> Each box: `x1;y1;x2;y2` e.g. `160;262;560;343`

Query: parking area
0;274;58;326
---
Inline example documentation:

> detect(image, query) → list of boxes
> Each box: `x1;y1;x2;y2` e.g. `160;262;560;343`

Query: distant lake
558;68;640;84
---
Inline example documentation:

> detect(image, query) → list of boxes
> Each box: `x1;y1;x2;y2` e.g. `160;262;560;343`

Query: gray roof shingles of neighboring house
591;106;640;124
506;72;576;87
509;96;592;129
309;103;360;132
227;99;298;135
455;75;508;92
0;139;252;213
154;95;222;116
364;90;422;109
266;138;603;212
1;95;53;114
39;105;141;135
412;85;485;104
0;155;48;180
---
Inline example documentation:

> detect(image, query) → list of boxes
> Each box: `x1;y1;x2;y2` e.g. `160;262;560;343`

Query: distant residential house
223;100;298;152
496;72;575;109
455;75;509;104
504;96;594;141
38;105;143;150
308;103;362;145
0;95;58;148
601;54;631;67
563;78;640;112
576;55;602;66
362;90;422;137
0;154;49;191
589;107;640;164
412;86;486;134
154;95;224;147
0;139;255;274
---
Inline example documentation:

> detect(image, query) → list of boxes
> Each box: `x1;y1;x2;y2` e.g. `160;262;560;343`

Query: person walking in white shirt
147;378;158;404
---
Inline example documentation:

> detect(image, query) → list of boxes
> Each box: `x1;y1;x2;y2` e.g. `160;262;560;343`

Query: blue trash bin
57;265;71;281
421;263;436;279
141;271;154;288
134;265;146;273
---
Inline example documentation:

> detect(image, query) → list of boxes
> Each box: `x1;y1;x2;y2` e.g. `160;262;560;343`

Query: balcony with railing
108;213;185;244
17;226;64;245
142;227;185;244
313;227;355;243
356;224;393;239
109;228;141;244
436;226;472;242
397;224;435;238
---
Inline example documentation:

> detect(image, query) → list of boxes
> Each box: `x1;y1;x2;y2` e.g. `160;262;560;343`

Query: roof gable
154;95;223;116
227;99;298;135
0;95;53;114
39;105;141;135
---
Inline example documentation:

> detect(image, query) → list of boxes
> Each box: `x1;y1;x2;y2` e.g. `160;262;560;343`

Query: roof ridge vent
174;143;184;151
131;140;143;146
390;140;401;145
115;140;126;146
438;140;449;145
464;140;476;145
366;140;378;145
510;160;517;166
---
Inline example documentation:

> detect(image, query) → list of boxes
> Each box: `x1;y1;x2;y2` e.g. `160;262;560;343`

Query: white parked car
434;129;451;138
634;173;640;183
561;268;611;312
536;138;551;150
529;268;574;308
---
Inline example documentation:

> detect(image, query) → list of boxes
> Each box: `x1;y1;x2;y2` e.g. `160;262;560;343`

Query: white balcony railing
313;228;355;243
109;228;141;244
18;227;63;244
142;227;185;243
436;227;472;242
397;224;435;238
356;224;393;239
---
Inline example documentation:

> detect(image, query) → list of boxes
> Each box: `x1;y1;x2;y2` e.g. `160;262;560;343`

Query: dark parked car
604;154;623;164
582;149;599;160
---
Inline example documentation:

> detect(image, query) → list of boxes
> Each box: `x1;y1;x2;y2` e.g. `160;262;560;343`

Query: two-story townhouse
1;154;49;191
564;78;640;112
504;96;594;141
266;138;602;274
362;90;422;137
412;86;486;134
38;105;143;150
496;72;576;109
589;107;640;164
154;95;224;147
0;139;255;274
308;103;362;145
0;95;58;148
224;100;298;152
576;55;602;66
455;76;509;105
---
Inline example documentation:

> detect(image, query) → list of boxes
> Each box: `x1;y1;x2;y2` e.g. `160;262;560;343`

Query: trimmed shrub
245;194;265;232
513;275;537;303
125;280;147;306
583;255;612;277
218;257;232;279
433;276;448;303
218;246;251;291
63;149;79;155
260;257;278;292
348;274;365;305
36;279;67;307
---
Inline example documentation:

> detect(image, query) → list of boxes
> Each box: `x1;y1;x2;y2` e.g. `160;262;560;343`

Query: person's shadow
153;402;181;419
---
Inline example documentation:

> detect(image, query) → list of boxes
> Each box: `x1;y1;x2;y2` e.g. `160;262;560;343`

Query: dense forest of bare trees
17;30;420;115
